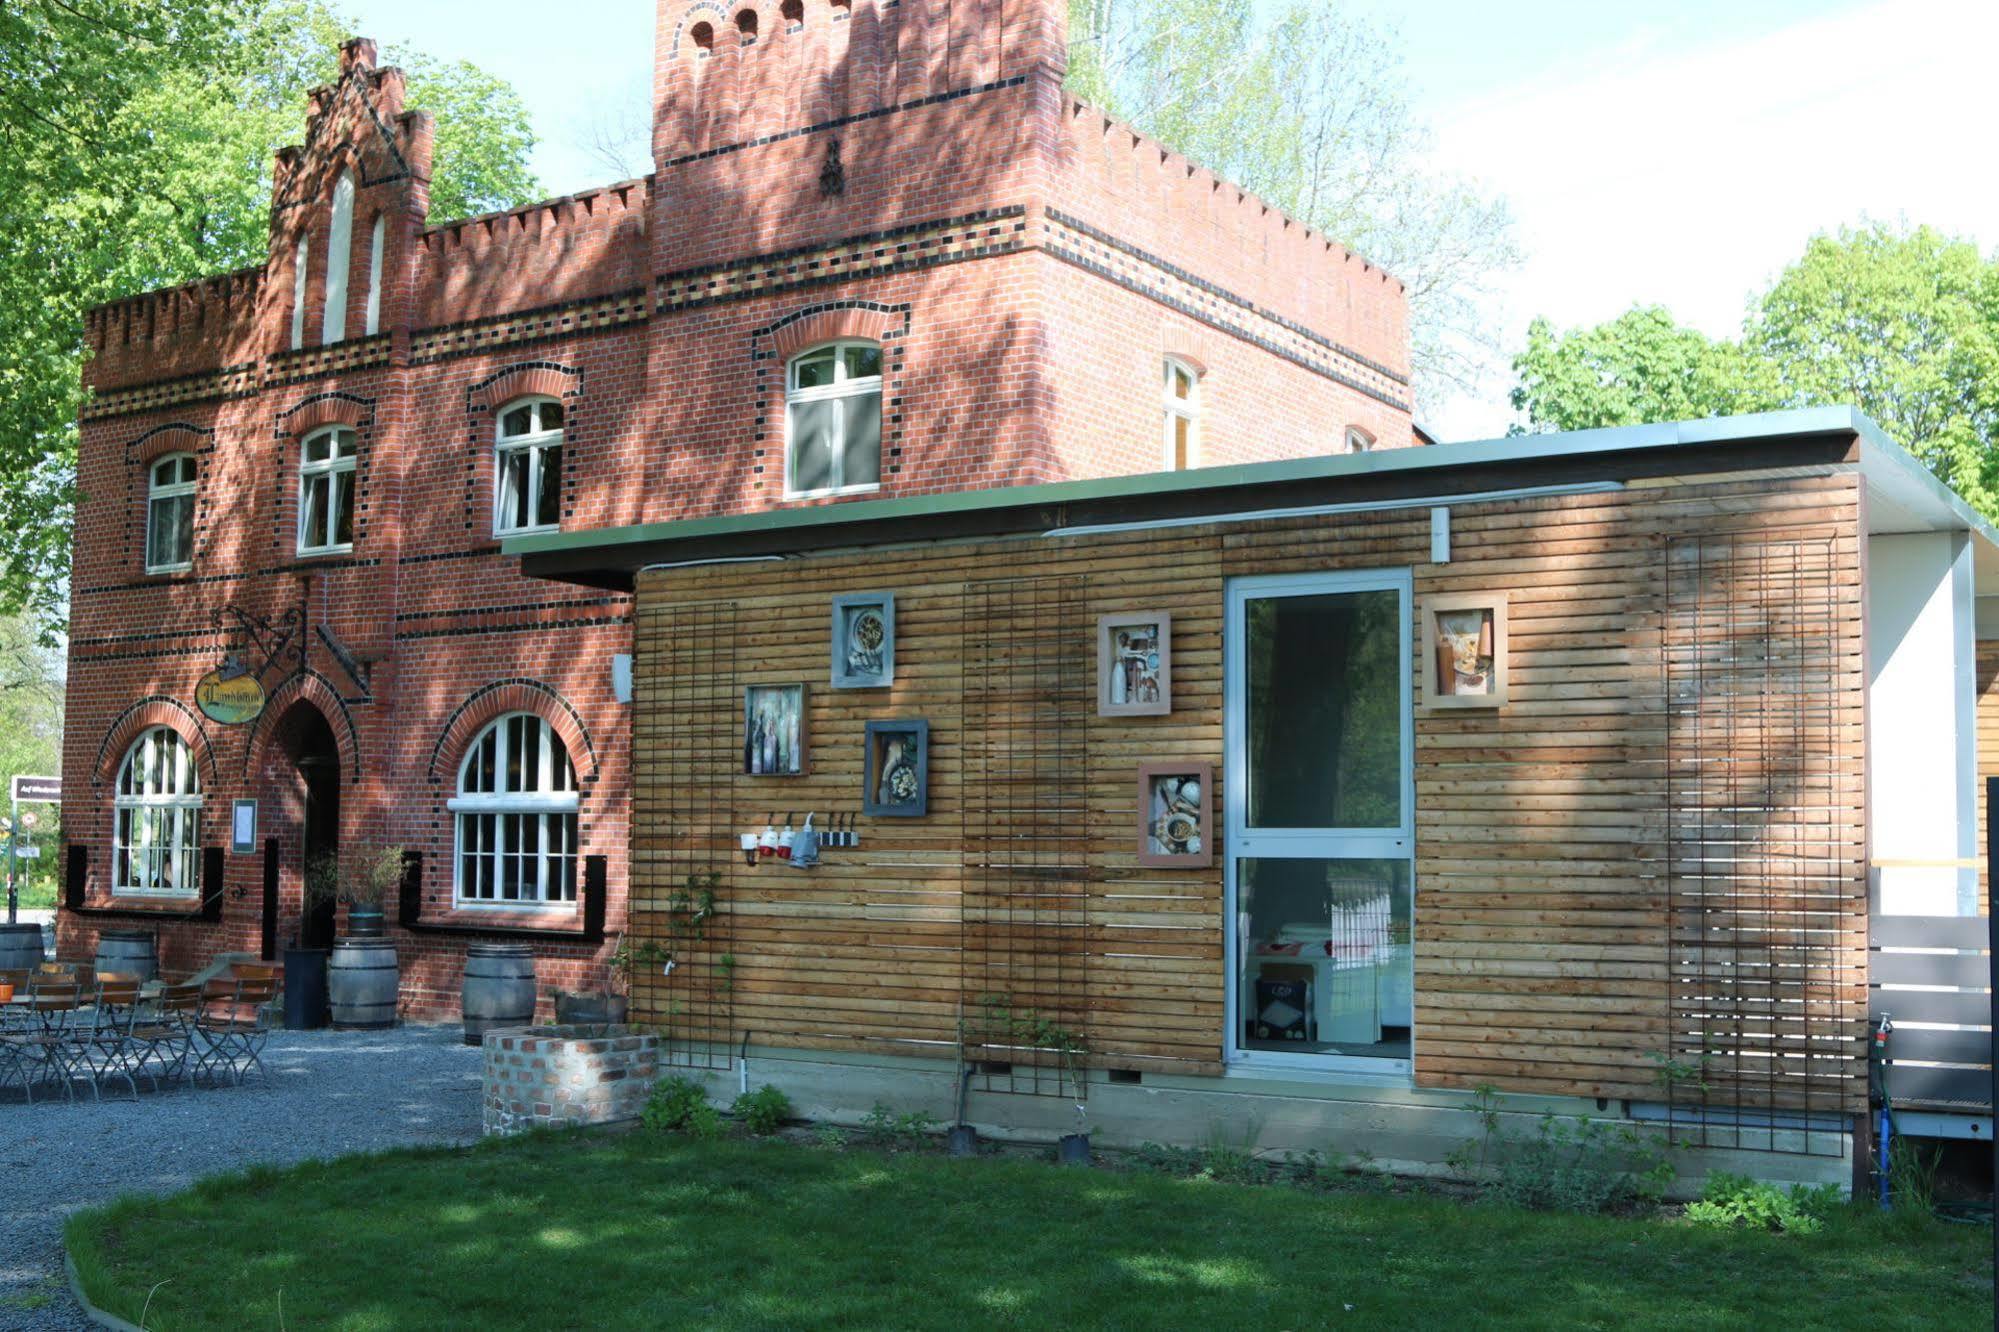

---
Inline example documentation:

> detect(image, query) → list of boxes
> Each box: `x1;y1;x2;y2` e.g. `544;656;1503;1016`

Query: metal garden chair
193;976;277;1087
128;982;203;1091
76;977;145;1102
0;981;86;1103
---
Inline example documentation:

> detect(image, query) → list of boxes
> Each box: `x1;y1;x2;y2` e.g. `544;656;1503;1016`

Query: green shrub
1131;1142;1202;1175
812;1122;847;1150
1451;1086;1674;1215
1684;1172;1838;1235
860;1103;938;1148
731;1085;794;1136
642;1076;713;1134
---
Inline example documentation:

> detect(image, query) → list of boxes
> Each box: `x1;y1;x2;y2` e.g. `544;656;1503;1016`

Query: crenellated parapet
415;181;653;328
84;268;266;393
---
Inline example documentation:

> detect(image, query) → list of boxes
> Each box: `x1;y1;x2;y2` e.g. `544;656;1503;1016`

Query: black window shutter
200;847;225;920
398;849;423;927
583;855;607;943
64;844;87;910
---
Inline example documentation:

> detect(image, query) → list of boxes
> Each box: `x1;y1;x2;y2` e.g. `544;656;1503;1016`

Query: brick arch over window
769;305;902;361
127;423;215;467
466;362;582;416
276;390;375;438
428;680;599;787
93;697;218;788
241;671;364;781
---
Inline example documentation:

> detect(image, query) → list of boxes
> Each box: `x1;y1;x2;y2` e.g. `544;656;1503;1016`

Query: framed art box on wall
1097;611;1172;716
831;592;895;689
1137;761;1211;867
744;683;809;776
864;720;929;817
1421;592;1508;710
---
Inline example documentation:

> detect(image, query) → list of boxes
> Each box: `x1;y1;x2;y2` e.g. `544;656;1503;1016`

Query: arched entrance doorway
261;701;342;952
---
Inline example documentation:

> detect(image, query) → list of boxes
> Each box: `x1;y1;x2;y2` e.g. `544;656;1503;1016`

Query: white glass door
1225;570;1414;1074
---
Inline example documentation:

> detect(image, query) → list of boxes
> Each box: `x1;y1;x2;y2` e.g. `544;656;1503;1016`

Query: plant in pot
323;844;406;1030
983;998;1090;1165
338;843;404;938
558;872;711;1026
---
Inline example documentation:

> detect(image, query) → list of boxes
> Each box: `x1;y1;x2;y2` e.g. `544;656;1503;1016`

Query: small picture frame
744;683;809;776
1097;611;1172;717
1137;762;1212;868
1422;592;1508;709
831;593;895;689
231;799;258;855
863;720;929;817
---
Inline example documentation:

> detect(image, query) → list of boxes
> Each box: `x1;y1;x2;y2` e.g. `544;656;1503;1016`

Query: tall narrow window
1163;358;1201;470
322;172;355;344
145;453;196;573
290;237;308;350
494;397;564;535
786;341;882;498
364;212;385;335
113;727;203;898
450;713;580;907
297;426;358;554
1345;426;1376;454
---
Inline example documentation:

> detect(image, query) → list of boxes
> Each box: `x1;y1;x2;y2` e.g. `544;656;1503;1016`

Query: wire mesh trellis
1662;533;1856;1156
637;597;737;1071
960;574;1092;1100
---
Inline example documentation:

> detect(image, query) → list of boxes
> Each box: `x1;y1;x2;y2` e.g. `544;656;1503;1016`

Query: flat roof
509;406;1999;589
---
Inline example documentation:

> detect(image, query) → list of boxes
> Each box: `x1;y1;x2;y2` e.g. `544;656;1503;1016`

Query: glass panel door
1225;571;1413;1072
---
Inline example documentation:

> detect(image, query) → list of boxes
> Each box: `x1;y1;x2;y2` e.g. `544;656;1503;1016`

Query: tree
0;0;542;635
1066;0;1520;409
1512;224;1999;518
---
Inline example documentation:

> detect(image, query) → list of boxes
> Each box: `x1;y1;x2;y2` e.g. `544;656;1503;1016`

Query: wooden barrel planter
0;922;44;974
328;938;399;1029
94;929;158;983
462;943;537;1045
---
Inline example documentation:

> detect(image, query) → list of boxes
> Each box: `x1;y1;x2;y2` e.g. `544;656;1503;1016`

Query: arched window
1162;358;1201;471
450;713;579;907
322;172;356;344
736;8;758;41
297;426;358;554
113;727;203;897
364;213;386;336
290;236;309;350
786;340;882;498
781;0;804;24
1345;426;1376;454
494;397;564;535
145;453;196;573
688;21;714;54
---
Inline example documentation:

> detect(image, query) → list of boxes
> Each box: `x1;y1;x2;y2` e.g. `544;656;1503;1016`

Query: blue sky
330;0;1996;437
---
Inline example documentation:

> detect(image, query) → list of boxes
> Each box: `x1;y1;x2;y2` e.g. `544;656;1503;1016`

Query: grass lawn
68;1133;1989;1331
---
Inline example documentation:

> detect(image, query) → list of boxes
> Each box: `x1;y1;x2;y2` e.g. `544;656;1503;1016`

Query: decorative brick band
264;333;392;387
80;363;258;421
241;670;365;781
277;390;375;437
428;678;600;785
656;208;1028;316
482;1024;660;1137
1041;210;1412;410
92;697;218;788
467;362;582;414
408;288;649;367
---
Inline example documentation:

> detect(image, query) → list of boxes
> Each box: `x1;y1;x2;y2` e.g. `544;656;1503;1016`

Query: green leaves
1513;223;1999;520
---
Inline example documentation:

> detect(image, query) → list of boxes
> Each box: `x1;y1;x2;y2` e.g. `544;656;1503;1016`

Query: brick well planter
482;1024;659;1138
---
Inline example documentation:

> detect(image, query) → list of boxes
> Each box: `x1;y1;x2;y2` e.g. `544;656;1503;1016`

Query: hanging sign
196;669;267;725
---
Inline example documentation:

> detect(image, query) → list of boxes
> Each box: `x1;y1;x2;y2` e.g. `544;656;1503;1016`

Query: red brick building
59;0;1413;1016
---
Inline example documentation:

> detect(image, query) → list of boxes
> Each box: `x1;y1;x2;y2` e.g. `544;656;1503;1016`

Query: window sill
294;545;355;560
493;523;559;540
104;892;200;906
437;904;580;930
781;484;882;503
144;564;192;577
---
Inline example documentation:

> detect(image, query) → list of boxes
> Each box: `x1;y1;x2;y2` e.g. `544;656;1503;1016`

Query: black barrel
328;938;399;1029
0;922;44;974
94;928;158;983
461;943;537;1045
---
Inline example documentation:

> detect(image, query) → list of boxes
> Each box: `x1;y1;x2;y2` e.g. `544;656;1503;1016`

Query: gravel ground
0;1024;483;1330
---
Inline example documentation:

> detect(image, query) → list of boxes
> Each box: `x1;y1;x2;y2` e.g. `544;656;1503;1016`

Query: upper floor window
145;453;195;573
113;726;202;898
787;341;882;499
322;172;356;344
290;237;308;350
449;712;579;907
495;398;564;535
297;426;357;554
1163;358;1201;470
364;213;385;336
1345;426;1376;454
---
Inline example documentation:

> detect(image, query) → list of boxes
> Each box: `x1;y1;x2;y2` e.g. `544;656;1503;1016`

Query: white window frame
322;171;355;344
1163;357;1201;471
145;452;196;574
364;212;385;336
1345;426;1376;454
297;426;358;556
1222;568;1416;1079
447;713;582;910
785;340;883;500
112;726;203;899
493;396;564;536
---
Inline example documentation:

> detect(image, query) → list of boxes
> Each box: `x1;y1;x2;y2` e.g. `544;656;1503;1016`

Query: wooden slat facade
629;469;1869;1113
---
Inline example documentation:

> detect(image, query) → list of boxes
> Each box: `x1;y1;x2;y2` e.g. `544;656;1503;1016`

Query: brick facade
60;1;1413;1018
